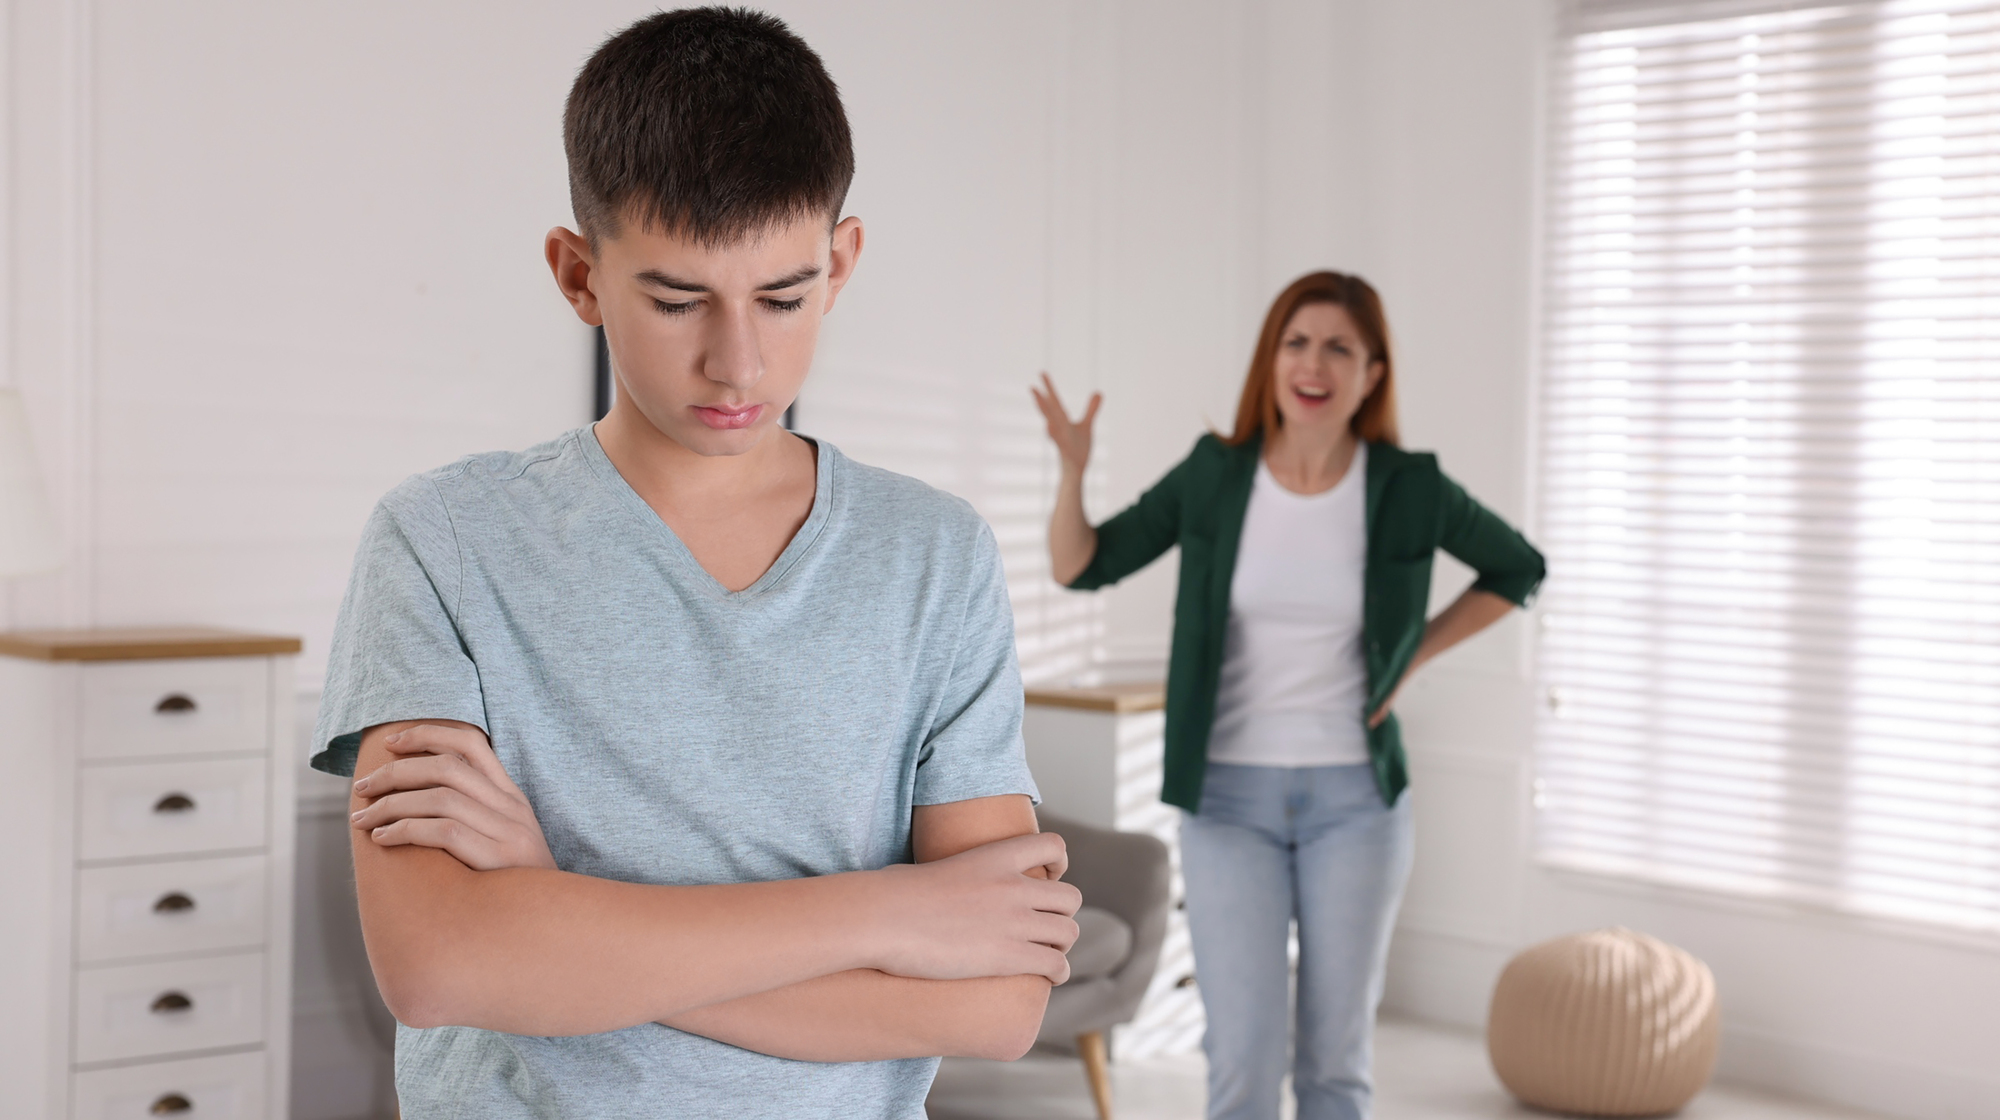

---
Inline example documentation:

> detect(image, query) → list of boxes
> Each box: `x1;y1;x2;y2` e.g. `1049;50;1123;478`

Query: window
1537;0;2000;934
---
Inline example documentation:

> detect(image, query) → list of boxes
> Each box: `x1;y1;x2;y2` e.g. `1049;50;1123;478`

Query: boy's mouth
694;403;764;430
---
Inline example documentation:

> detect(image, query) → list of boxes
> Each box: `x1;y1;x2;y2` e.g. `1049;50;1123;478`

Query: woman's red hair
1223;271;1399;447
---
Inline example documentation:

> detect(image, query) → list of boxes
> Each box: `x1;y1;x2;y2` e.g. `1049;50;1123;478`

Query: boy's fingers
994;830;1069;882
1030;946;1072;987
1016;830;1069;864
383;725;526;799
1041;843;1069;884
1034;879;1083;918
352;786;515;843
958;831;1070;883
355;755;522;820
1027;911;1081;954
368;817;507;871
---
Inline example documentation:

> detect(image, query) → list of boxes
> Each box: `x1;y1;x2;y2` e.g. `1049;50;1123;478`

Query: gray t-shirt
311;427;1037;1119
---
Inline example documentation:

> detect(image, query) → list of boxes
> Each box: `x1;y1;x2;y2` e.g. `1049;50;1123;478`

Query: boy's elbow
960;976;1052;1061
972;1020;1042;1063
359;884;495;1030
369;941;469;1029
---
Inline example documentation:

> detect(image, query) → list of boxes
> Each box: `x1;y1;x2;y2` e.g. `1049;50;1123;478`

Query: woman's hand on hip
349;722;558;871
1368;691;1398;729
1030;372;1100;475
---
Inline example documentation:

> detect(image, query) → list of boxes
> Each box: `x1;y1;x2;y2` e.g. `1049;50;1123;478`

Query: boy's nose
704;312;762;389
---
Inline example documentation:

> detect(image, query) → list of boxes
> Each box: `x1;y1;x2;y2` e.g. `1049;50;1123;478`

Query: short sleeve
310;475;489;777
912;520;1041;807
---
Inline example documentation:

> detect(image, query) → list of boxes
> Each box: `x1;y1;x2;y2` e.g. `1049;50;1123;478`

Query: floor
925;1016;1892;1120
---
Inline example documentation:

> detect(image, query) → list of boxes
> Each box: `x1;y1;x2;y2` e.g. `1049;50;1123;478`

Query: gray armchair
1035;812;1173;1120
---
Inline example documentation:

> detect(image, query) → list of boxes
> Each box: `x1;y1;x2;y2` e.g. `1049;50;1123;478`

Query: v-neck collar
577;424;834;603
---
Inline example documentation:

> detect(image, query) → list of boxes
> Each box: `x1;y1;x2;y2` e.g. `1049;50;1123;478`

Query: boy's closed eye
649;295;810;316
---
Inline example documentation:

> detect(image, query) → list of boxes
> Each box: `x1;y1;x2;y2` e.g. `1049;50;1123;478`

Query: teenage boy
312;9;1079;1118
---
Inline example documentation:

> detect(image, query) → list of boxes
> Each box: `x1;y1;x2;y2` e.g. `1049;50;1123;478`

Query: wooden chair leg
1077;1030;1114;1120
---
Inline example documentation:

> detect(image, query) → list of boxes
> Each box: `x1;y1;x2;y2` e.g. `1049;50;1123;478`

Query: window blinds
1537;0;2000;935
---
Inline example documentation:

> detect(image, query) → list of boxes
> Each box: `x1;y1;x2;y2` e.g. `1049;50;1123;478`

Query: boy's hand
350;722;558;872
867;833;1082;986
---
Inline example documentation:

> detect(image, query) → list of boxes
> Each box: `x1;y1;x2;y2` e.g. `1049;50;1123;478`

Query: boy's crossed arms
346;719;1081;1062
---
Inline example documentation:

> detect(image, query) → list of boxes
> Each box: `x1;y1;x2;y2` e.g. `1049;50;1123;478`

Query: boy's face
547;211;863;458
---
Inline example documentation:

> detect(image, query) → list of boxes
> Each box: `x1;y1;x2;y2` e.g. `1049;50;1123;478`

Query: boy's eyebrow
634;265;824;293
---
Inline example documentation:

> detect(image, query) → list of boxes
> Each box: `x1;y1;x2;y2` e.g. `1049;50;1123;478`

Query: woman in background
1032;271;1544;1120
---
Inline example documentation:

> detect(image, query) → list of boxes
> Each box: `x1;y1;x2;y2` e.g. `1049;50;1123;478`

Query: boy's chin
668;420;775;458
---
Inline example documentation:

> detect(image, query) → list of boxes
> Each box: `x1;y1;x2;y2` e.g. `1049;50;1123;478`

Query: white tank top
1207;444;1371;767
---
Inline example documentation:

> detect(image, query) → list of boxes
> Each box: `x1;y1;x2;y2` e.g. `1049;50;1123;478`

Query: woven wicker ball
1487;928;1719;1117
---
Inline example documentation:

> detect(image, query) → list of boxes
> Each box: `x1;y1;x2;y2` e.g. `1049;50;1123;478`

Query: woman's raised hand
1030;372;1101;475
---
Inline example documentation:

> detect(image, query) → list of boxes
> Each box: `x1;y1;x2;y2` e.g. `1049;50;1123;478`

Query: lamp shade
0;388;62;577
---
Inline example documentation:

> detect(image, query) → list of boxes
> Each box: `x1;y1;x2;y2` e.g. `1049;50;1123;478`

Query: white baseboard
1721;1021;2000;1120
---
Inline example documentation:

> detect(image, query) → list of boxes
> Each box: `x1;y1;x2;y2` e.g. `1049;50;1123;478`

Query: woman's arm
1436;473;1546;606
1031;373;1100;585
1032;374;1199;590
1369;470;1545;726
1049;460;1098;586
1368;589;1515;727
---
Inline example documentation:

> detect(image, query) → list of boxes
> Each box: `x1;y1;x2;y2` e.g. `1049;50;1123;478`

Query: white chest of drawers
0;629;299;1120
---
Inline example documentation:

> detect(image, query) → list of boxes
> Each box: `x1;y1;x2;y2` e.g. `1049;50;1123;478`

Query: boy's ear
821;216;865;314
546;226;603;327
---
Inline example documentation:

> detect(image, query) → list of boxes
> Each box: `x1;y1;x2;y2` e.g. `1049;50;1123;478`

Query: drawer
78;758;268;862
75;952;266;1066
72;1049;266;1120
77;855;268;964
81;658;270;761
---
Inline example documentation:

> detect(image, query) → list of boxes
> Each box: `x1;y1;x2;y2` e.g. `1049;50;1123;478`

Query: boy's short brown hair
564;7;855;247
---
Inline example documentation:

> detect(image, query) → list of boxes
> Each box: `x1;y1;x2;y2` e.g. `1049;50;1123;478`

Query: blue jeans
1179;762;1415;1120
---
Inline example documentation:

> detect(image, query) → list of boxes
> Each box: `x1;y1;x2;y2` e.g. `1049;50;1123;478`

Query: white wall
1323;4;2000;1120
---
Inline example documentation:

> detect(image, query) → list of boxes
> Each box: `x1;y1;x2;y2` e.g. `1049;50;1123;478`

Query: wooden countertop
1024;681;1166;713
0;627;304;662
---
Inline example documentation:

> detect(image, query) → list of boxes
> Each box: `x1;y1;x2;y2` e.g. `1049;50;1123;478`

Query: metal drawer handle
153;892;196;914
153;792;196;814
150;991;194;1014
155;693;198;714
150;1094;192;1115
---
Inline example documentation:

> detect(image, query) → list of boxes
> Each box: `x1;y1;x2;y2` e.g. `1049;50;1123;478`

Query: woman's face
1271;301;1383;436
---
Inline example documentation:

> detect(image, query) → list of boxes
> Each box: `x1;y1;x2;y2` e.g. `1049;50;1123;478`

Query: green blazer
1067;433;1545;811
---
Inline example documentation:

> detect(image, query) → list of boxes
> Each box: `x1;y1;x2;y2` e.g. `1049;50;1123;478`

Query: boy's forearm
351;722;898;1036
658;795;1064;1062
660;970;1052;1062
358;844;885;1036
352;732;1077;1037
